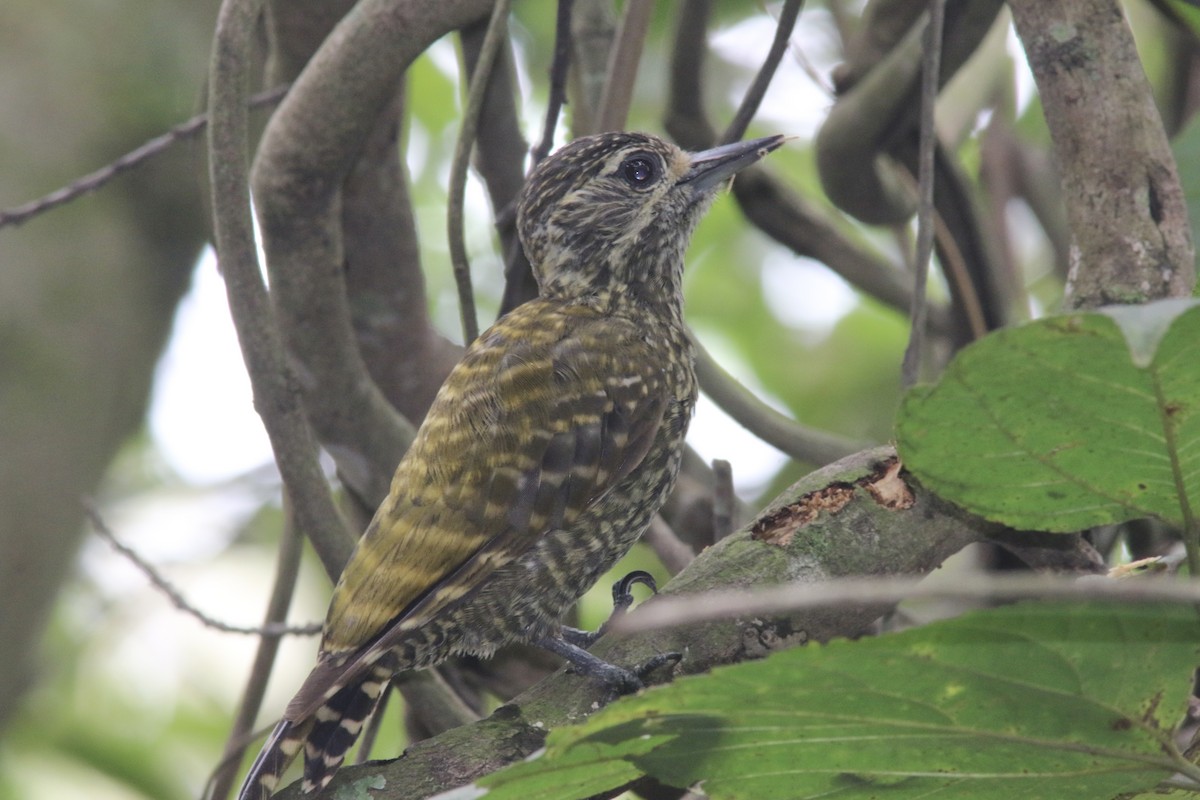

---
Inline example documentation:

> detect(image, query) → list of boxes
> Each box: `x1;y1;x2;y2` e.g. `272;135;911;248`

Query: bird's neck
541;249;686;328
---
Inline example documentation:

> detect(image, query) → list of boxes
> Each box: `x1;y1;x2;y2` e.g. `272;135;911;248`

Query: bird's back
292;295;696;716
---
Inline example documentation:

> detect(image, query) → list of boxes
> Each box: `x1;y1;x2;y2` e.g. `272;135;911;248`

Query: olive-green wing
285;303;669;720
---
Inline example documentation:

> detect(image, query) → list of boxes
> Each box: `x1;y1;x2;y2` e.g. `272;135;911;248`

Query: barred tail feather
300;669;390;793
236;718;312;800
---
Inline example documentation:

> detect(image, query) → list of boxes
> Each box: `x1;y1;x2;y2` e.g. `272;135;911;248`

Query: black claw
611;570;657;611
592;570;659;640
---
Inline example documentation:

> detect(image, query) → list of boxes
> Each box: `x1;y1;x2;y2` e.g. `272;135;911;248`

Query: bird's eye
620;155;658;187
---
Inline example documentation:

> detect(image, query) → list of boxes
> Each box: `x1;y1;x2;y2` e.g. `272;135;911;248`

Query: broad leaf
895;299;1200;531
455;603;1200;800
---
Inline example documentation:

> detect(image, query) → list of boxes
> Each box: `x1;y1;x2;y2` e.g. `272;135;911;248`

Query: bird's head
517;132;785;310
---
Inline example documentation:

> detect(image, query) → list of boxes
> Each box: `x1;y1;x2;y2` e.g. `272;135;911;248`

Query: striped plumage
237;131;784;799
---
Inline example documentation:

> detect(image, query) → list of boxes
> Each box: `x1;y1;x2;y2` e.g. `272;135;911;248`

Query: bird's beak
680;134;787;193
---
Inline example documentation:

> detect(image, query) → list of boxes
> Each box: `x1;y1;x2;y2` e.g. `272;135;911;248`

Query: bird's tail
298;669;389;792
236;669;389;799
236;717;312;800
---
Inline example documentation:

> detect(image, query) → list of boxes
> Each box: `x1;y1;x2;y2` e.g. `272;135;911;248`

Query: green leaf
895;299;1200;531
464;603;1200;800
439;736;649;800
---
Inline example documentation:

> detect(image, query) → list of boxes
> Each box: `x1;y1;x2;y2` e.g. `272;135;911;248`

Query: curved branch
208;0;353;577
262;0;460;450
693;340;867;467
250;0;493;518
341;87;463;429
815;1;1011;337
814;17;923;226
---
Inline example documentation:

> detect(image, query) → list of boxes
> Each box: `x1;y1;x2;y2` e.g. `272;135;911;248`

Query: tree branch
0;85;287;231
692;340;867;467
531;0;574;165
341;85;463;430
1009;0;1196;308
816;1;1010;338
901;0;945;387
731;169;950;332
593;0;652;132
617;570;1199;634
85;500;319;638
459;19;535;317
567;0;616;136
208;0;354;578
249;0;494;529
720;0;803;145
210;499;308;800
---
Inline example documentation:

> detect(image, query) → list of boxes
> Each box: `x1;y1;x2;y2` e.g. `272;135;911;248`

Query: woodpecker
237;131;785;799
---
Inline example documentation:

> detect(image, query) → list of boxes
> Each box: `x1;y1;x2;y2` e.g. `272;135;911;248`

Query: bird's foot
560;570;659;648
541;571;676;694
535;634;680;695
608;569;658;623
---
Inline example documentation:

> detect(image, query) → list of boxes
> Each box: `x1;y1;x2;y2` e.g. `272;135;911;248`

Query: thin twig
594;0;653;132
615;572;1200;634
210;496;310;800
532;0;575;165
0;85;287;231
901;0;945;387
83;499;320;638
448;0;513;344
721;0;804;145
